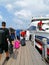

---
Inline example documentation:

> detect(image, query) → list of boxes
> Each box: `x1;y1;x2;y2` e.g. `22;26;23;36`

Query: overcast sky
0;0;49;29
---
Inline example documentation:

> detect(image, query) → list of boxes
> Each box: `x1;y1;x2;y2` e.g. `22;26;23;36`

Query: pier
1;41;48;65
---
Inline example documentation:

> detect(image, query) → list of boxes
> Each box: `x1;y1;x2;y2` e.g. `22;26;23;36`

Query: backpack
0;29;5;45
14;40;20;49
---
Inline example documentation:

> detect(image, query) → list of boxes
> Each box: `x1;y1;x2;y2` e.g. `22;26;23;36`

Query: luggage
29;35;32;41
0;29;5;45
21;38;26;46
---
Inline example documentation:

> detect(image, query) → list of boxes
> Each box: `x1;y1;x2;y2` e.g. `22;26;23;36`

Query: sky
0;0;49;29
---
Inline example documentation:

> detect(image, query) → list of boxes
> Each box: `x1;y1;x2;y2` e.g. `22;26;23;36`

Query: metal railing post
31;31;35;47
33;33;35;47
42;38;47;59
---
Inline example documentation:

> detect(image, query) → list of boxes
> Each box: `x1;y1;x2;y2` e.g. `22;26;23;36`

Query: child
13;36;20;58
14;36;20;49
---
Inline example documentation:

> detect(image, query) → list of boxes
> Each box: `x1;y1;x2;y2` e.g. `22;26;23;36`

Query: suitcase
21;38;26;46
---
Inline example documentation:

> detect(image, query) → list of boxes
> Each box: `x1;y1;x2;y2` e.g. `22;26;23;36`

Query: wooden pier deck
1;41;47;65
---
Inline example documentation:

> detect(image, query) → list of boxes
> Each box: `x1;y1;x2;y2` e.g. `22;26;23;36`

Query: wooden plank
15;46;22;65
26;41;36;65
27;41;47;65
28;41;41;65
24;45;29;65
20;46;25;65
27;41;41;65
26;42;34;65
7;45;21;65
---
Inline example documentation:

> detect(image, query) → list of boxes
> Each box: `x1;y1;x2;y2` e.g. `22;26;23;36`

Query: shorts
11;38;14;41
0;44;8;54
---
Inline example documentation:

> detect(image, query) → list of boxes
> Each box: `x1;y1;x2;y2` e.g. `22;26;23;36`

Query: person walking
20;30;26;46
0;21;10;64
13;36;20;59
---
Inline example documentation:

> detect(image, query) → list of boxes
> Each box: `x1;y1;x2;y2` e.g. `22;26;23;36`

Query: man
20;30;26;46
0;22;10;63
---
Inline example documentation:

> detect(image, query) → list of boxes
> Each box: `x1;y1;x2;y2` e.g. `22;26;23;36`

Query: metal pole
34;33;35;47
32;31;36;47
31;31;35;47
42;38;47;59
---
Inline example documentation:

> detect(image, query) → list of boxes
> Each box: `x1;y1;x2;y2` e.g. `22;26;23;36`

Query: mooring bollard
42;38;47;59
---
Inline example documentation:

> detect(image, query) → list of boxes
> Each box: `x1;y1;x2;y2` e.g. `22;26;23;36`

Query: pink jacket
14;40;20;49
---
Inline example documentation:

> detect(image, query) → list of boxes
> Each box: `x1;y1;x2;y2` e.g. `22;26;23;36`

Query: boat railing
31;30;49;59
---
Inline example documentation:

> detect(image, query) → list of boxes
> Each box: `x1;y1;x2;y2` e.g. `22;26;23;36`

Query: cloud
43;0;49;5
13;19;24;25
0;0;49;29
0;0;49;12
14;10;32;19
0;15;3;20
6;4;13;11
0;0;16;4
14;1;27;7
13;0;49;16
13;18;26;29
46;14;49;17
2;0;49;16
